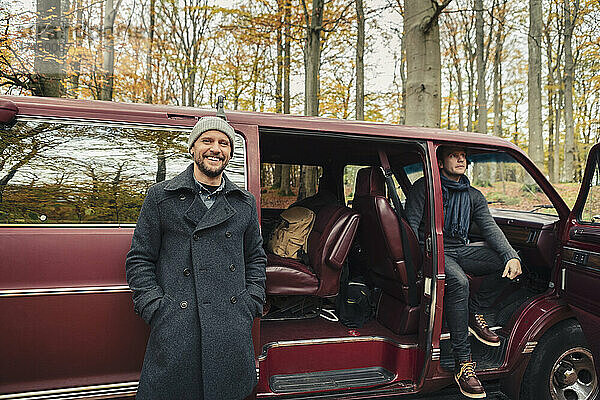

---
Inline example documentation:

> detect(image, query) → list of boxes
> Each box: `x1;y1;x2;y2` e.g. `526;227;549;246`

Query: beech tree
404;0;452;128
528;0;544;172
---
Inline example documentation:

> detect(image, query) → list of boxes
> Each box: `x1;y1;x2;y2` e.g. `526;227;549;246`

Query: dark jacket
405;176;519;265
126;163;267;400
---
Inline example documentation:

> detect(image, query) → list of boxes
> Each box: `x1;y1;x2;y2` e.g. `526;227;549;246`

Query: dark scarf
441;174;471;243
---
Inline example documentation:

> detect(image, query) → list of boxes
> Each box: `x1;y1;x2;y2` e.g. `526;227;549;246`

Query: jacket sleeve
405;177;426;243
471;188;520;265
244;196;267;317
125;186;164;324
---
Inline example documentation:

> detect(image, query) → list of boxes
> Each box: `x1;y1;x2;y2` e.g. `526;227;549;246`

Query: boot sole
469;326;501;347
454;375;487;398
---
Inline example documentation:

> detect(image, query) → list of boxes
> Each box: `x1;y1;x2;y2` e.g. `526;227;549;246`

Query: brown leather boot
469;313;500;347
454;358;486;398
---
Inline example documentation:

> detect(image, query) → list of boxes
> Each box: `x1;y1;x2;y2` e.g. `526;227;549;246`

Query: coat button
179;194;186;200
180;301;188;309
225;231;232;238
183;268;191;276
230;296;237;304
229;264;236;272
193;233;199;241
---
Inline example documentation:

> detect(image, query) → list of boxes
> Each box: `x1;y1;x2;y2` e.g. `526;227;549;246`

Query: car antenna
216;95;227;121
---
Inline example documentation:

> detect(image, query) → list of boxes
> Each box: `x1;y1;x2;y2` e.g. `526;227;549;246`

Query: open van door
561;142;600;378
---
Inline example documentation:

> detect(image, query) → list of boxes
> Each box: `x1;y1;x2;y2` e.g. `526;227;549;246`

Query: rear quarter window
0;119;247;224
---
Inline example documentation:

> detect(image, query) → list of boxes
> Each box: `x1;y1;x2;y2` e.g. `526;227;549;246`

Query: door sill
269;366;395;393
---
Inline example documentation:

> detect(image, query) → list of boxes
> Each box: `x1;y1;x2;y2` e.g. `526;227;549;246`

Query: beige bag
267;206;315;262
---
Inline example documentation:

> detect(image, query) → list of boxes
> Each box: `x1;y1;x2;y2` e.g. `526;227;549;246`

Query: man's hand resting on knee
502;258;522;280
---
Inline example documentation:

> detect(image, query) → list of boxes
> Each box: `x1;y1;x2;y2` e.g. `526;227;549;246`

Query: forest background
1;0;599;210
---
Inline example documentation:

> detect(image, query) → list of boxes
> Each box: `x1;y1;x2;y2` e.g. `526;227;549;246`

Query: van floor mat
269;367;395;393
492;287;540;326
439;332;508;371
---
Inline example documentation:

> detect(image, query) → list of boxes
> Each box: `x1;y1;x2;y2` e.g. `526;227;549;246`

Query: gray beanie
188;116;235;154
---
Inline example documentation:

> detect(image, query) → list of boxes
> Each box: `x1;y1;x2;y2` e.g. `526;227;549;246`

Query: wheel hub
550;348;598;400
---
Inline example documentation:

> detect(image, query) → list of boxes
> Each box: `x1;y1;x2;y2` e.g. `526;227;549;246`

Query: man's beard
195;154;228;178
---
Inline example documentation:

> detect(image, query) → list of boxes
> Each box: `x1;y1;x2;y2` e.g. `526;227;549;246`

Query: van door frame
560;142;600;378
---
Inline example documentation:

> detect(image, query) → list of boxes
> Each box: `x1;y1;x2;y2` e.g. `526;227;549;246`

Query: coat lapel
195;195;237;231
184;196;208;226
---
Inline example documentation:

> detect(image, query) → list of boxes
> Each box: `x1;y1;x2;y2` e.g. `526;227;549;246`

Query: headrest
354;167;385;198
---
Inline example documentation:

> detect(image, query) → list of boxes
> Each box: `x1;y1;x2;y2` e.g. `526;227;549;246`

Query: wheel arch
500;296;576;400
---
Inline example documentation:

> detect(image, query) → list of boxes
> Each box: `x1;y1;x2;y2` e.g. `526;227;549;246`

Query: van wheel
521;319;598;400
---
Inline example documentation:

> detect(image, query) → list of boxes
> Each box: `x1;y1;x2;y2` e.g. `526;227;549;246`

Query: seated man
405;145;522;399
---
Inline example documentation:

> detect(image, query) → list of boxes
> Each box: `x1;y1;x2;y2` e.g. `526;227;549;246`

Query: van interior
255;129;560;394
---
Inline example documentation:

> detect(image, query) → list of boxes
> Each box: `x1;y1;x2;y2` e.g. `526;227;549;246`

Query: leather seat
266;205;360;297
352;167;422;334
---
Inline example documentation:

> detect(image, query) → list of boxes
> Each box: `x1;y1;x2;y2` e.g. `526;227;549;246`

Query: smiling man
405;145;522;399
126;116;266;400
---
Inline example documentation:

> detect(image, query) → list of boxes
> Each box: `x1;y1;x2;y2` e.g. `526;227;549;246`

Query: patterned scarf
441;174;471;243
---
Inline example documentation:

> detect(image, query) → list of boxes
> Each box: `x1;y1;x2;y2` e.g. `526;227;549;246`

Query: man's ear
438;160;444;169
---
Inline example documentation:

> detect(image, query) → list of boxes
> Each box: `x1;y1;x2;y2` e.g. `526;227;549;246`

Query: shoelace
457;361;477;379
474;313;488;328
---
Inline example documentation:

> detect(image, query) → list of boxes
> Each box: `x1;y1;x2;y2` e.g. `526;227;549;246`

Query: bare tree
284;0;291;114
100;0;124;101
475;0;487;134
302;0;325;117
528;0;544;172
563;0;580;181
404;0;452;127
356;0;365;120
34;0;69;97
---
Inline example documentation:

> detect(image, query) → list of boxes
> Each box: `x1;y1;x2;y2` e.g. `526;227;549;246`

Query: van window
466;151;556;215
260;163;323;209
0;119;246;224
580;154;600;224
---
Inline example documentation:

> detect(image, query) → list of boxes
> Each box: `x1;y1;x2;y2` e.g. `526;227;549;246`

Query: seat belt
377;150;419;307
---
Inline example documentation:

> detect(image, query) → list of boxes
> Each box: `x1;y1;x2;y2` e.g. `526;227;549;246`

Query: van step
269;367;395;393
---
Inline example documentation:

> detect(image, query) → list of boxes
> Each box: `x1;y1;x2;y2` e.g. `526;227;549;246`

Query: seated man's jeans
443;244;508;362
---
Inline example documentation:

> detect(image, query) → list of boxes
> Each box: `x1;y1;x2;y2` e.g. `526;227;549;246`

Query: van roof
2;95;520;152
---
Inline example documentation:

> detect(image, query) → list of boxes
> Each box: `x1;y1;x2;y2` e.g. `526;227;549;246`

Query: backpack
337;277;375;329
267;206;315;263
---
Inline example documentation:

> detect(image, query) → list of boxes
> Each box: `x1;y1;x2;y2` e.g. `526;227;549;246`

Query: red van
0;95;598;400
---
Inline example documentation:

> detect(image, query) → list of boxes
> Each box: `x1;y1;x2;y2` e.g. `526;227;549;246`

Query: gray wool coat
126;163;267;400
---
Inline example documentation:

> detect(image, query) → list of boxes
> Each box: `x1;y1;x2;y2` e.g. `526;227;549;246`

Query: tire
521;319;598;400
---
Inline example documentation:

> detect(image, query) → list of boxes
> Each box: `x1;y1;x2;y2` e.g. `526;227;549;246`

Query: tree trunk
100;0;122;101
528;0;544;172
303;0;325;117
556;79;564;182
399;32;407;125
475;0;487;134
69;0;84;97
280;164;292;196
284;0;291;114
156;147;166;183
563;0;579;182
34;0;67;97
272;164;282;189
463;14;475;132
276;1;284;113
492;1;506;138
545;27;556;182
356;0;365;120
449;23;464;131
404;0;442;127
145;0;155;103
301;0;324;197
